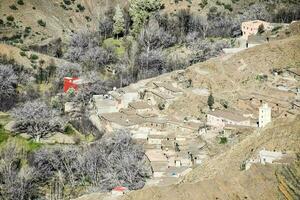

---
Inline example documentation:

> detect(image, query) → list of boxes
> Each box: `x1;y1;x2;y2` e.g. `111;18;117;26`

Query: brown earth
122;115;300;200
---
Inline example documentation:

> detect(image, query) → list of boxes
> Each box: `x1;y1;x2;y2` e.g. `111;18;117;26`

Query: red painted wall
63;77;79;93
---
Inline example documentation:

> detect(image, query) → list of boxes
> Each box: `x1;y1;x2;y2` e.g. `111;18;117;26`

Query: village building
99;112;144;131
64;77;80;93
241;20;273;39
153;82;183;96
130;127;150;141
207;110;251;128
145;149;169;178
143;90;175;108
174;152;193;167
119;88;140;107
166;119;203;135
108;87;140;109
259;103;272;128
93;95;119;115
147;133;166;148
128;101;153;114
259;149;283;165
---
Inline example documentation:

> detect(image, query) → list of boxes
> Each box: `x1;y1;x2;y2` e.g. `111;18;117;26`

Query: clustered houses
92;81;207;181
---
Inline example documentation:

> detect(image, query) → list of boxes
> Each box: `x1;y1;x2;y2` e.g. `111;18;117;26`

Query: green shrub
64;124;76;135
85;16;91;22
77;4;85;12
63;0;72;5
24;26;31;37
0;19;4;25
37;19;46;27
60;3;67;10
9;4;18;10
224;4;233;11
6;15;15;22
20;51;26;57
219;137;228;144
0;125;9;144
30;54;39;60
17;0;24;5
20;46;29;51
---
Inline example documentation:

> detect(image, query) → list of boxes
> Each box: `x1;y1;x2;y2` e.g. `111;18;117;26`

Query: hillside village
1;0;300;199
60;20;300;189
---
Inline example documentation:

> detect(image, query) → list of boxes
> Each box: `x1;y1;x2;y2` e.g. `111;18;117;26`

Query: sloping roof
153;82;182;93
208;110;249;122
129;101;152;110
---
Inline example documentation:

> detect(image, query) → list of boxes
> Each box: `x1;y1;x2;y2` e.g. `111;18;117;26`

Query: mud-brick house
259;149;283;164
99;112;144;132
175;152;193;167
143;89;175;108
207;110;251;128
108;87;140;109
128;101;153;114
145;150;169;178
241;20;273;39
93;95;119;115
153;82;183;96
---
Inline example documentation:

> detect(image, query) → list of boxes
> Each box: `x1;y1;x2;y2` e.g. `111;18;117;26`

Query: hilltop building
241;20;273;39
259;149;283;165
259;103;272;128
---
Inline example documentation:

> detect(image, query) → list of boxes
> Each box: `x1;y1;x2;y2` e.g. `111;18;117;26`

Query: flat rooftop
153;82;182;93
129;101;153;110
208;110;248;122
145;149;168;162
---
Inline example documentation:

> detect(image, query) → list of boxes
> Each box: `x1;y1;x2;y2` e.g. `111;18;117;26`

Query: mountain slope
0;0;127;44
122;115;300;200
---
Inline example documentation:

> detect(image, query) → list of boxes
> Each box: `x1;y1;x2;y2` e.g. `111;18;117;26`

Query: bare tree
138;18;176;51
11;100;65;141
64;30;99;63
137;49;166;79
81;46;116;70
81;130;151;190
99;17;114;39
0;140;38;200
0;64;18;111
198;16;209;38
